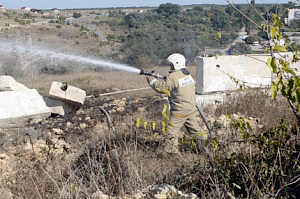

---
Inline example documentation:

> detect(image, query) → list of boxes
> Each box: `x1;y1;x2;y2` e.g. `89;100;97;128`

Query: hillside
0;9;123;57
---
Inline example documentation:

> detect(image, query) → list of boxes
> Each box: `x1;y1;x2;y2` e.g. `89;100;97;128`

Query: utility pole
25;32;32;51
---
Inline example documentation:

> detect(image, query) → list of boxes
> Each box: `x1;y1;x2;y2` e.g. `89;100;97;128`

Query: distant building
21;7;31;11
31;8;41;13
285;8;300;26
51;8;60;15
0;5;4;9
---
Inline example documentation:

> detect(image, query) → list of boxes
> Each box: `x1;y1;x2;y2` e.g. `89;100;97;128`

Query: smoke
0;41;141;74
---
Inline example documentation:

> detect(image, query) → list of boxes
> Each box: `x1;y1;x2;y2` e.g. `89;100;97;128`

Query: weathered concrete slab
196;93;227;106
0;89;51;127
194;53;300;105
195;53;300;94
195;55;273;94
43;96;78;116
49;81;86;107
0;75;29;91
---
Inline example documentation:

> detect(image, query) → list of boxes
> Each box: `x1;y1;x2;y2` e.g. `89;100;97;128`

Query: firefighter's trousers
164;111;207;154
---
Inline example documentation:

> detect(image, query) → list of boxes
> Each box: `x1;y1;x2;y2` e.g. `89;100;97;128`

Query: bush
73;12;81;18
244;35;261;44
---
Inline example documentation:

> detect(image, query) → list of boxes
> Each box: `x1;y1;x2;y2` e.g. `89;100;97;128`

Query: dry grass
1;68;300;198
16;65;197;96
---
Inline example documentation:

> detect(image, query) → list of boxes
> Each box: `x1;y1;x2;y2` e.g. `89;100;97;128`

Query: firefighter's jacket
148;70;196;116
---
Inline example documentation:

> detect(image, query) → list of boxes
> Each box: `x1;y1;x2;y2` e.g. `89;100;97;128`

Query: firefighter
146;53;208;154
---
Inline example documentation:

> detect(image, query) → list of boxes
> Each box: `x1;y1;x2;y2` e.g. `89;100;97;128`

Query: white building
21;7;31;11
52;8;60;15
285;8;300;26
0;5;4;9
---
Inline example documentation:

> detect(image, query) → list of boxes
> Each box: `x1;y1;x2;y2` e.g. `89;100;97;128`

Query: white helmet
167;53;186;70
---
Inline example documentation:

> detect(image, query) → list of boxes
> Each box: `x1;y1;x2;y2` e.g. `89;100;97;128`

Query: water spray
0;41;168;80
140;69;166;80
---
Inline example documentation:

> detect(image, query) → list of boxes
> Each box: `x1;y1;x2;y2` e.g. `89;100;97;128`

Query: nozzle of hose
140;69;166;80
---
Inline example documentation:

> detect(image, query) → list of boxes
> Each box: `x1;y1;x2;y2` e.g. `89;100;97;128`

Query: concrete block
0;89;51;127
0;75;29;91
43;96;77;115
195;53;300;94
48;81;86;107
195;54;273;94
49;106;65;116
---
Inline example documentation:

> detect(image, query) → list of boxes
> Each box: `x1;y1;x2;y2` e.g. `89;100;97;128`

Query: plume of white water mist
0;41;141;73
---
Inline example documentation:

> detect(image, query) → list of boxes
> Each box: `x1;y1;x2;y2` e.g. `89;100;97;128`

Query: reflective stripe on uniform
172;111;196;118
150;79;157;86
178;76;194;87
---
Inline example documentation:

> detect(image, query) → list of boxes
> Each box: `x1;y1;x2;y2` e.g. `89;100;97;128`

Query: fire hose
99;106;115;132
140;69;166;80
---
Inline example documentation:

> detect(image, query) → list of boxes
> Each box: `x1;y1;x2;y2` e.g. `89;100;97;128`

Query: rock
111;99;126;107
118;100;126;107
138;107;145;112
103;103;109;108
109;109;116;114
76;109;85;114
0;153;7;159
117;107;125;113
85;117;91;121
51;138;69;149
34;119;43;124
90;184;198;199
133;97;142;103
132;191;145;199
66;122;73;128
80;123;87;129
135;184;198;199
23;141;32;150
51;128;64;135
93;123;109;133
91;190;113;199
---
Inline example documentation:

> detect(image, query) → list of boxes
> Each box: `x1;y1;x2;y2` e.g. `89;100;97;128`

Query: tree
193;6;203;12
229;43;253;54
157;3;181;18
244;35;261;44
73;12;81;18
290;19;300;29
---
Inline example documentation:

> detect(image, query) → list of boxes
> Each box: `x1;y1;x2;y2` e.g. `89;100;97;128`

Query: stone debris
0;89;51;127
138;107;146;112
45;81;87;116
0;77;88;125
0;75;29;91
49;81;86;106
91;184;198;199
51;128;64;135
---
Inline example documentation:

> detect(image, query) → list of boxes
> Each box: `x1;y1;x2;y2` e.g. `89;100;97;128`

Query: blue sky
0;0;293;10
